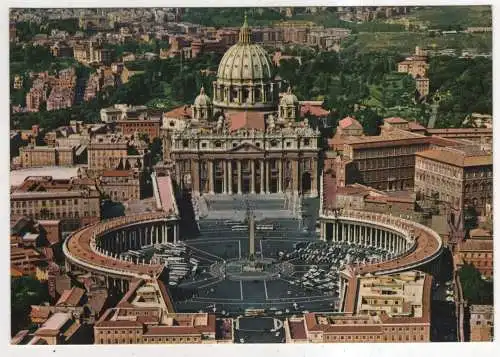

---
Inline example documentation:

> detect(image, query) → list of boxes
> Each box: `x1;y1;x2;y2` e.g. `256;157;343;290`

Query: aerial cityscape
8;6;493;345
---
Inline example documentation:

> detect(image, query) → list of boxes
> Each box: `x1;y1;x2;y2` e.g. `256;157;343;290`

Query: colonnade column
237;161;242;194
227;161;233;194
260;160;265;194
278;160;283;193
265;160;270;194
251;160;256;194
208;160;215;195
333;222;337;242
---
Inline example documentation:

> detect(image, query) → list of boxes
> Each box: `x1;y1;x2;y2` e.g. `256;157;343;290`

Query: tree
356;108;383;136
11;276;50;335
149;137;163;165
459;264;493;304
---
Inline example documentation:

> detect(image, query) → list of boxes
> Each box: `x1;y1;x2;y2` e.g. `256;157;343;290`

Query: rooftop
229;111;266;132
416;148;492;167
56;287;85;307
355;271;427;318
339;116;362;129
39;312;71;331
10;167;81;187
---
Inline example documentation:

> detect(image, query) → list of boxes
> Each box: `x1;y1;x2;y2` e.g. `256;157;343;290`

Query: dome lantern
239;12;251;44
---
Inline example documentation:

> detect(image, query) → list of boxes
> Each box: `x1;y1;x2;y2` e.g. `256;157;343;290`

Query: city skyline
5;4;495;355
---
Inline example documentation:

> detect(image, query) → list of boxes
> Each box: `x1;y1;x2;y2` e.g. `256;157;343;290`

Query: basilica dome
212;14;280;112
217;35;273;82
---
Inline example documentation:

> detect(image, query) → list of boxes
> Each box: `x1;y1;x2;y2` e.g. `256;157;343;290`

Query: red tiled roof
163;105;192;119
229;111;266;132
300;103;330;118
427;128;492;135
56;287;85;307
458;239;493;252
469;228;492;239
101;170;133;177
30;306;52;320
384;117;408;124
11;266;24;277
408;122;426;131
339;116;362;129
289;320;307;340
416;149;492;167
156;175;176;215
157;279;176;313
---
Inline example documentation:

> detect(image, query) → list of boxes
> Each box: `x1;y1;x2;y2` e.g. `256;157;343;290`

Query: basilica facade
163;16;320;197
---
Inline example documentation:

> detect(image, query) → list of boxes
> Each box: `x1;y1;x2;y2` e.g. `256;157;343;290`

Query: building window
201;142;207;148
183;140;189;148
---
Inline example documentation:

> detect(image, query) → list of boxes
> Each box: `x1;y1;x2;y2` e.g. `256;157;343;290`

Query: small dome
280;86;299;106
194;87;211;106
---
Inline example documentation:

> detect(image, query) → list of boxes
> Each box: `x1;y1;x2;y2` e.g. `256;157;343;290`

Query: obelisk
249;214;255;257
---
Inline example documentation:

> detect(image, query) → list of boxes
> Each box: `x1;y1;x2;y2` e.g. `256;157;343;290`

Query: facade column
227;161;233;194
310;159;318;197
278;160;283;193
250;160;256;194
260;160;265;194
292;159;299;194
237;160;242;194
191;159;200;194
333;222;337;242
208;160;215;194
265;160;270;194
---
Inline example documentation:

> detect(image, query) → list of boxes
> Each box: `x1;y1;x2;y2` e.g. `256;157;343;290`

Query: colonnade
98;222;179;254
320;220;409;256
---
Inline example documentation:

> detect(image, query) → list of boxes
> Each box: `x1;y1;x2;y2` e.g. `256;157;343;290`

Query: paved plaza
170;195;338;316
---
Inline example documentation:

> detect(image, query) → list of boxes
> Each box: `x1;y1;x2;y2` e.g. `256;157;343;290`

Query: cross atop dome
239;12;251;44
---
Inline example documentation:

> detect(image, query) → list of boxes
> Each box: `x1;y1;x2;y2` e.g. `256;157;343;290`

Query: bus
231;225;248;231
244;308;266;316
256;224;274;231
